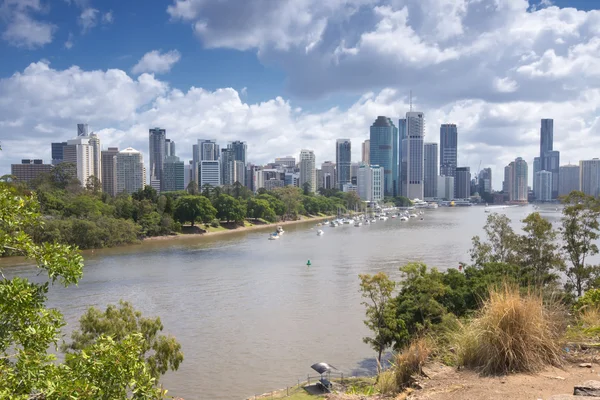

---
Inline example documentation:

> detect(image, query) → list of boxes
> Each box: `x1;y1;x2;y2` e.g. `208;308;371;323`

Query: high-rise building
398;118;406;195
274;156;296;168
221;148;235;185
437;176;455;200
229;141;247;164
199;160;221;187
11;160;53;184
116;147;145;194
101;147;119;197
321;161;336;189
580;159;600;197
336;139;351;190
370;116;397;197
149;127;166;186
362;140;370;165
165;139;176;157
535;171;552;202
163;155;185;192
401;112;425;199
350;162;360;185
357;164;384;202
439;124;458;189
509;157;528;203
455;167;471;199
478;168;492;195
64;135;95;186
423;143;438;199
299;149;316;193
503;164;511;195
88;132;101;185
192;139;219;184
77;123;89;137
51;142;67;165
546;150;560;199
539;119;560;199
559;164;580;197
533;156;541;200
184;161;193;190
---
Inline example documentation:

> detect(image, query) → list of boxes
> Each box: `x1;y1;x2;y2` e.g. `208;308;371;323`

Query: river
1;204;564;399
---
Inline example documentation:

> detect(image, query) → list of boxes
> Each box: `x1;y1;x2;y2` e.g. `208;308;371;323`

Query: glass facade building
369;116;397;197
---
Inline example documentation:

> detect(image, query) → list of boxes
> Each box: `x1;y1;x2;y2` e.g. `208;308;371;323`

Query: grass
566;305;600;341
202;225;228;233
377;338;432;395
455;284;565;375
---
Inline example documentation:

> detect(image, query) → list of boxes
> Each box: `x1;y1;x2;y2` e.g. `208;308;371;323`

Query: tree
214;194;246;224
201;183;212;198
273;186;302;220
359;272;406;368
518;212;564;286
187;180;199;195
246;198;276;222
0;183;166;399
173;195;216;227
302;181;312;196
132;185;158;203
85;175;102;194
344;191;362;211
63;300;183;381
561;191;600;296
470;213;519;266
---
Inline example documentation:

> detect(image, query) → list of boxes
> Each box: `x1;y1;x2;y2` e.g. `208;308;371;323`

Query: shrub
456;284;564;375
210;219;220;228
377;338;431;394
574;289;600;311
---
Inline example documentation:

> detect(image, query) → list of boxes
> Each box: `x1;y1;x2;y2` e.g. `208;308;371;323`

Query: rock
580;363;593;368
574;380;600;396
548;395;599;400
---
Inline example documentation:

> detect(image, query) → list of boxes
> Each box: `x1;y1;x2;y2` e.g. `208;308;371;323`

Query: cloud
1;0;57;48
64;32;74;49
102;10;113;24
78;7;98;32
131;50;182;75
1;61;600;191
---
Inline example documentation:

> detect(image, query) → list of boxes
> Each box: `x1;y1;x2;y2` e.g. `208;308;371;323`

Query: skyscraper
455;167;471;199
439;124;458;181
89;132;101;184
274;156;296;168
539;119;559;199
64;135;95;186
229;141;247;164
321;161;336;189
221;148;235;185
580;159;600;197
163;155;185;192
478;168;492;195
402;112;425;199
546;150;560;199
149;127;166;186
370;116;396;196
535;171;552;202
511;157;528;203
361;140;370;165
533;156;541;200
357;164;384;202
423;143;438;198
101;147;119;197
77;123;89;137
51;142;67;165
336;139;351;190
559;164;580;197
299;149;316;193
398;118;406;195
116;147;145;194
165;139;176;157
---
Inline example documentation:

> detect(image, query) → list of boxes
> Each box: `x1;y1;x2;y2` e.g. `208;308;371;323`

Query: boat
343;219;353;225
409;213;418;218
426;203;438;209
329;221;337;227
276;226;284;234
268;233;279;240
354;221;362;227
364;220;370;225
317;229;324;236
400;216;408;221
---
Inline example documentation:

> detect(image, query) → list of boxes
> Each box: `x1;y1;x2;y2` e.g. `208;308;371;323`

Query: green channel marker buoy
307;260;311;266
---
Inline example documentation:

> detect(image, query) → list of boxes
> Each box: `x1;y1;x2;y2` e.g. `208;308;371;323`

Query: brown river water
1;204;564;399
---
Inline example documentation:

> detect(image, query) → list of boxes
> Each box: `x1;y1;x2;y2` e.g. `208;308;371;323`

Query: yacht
316;229;324;236
329;221;337;227
343;218;353;225
379;215;388;221
426;203;438;209
276;226;285;235
409;213;418;218
399;216;408;221
354;221;362;227
268;233;279;240
364;220;370;225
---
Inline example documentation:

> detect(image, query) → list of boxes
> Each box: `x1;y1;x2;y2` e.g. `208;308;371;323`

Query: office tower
64;135;94;186
559;164;580;196
77;123;89;137
533;157;541;200
535;171;552;202
478;168;492;194
163;155;185;192
357;164;384;202
221;148;235;185
165;139;176;157
440;124;458;184
398;118;406;195
299;149;316;193
503;165;511;195
455;167;471;199
580;159;600;197
229;141;247;164
336;139;351;190
392;119;399;196
101;147;119;197
192;139;219;184
88;132;102;184
116;148;145;194
370;116;396;196
350;162;360;185
539;119;560;199
321;161;336;189
401;112;425;199
509;157;528;202
274;156;296;168
199;160;221;187
149;127;166;187
11;160;53;184
362;140;370;165
437;176;455;200
316;169;324;190
184;161;193;189
51;142;67;165
423;143;438;198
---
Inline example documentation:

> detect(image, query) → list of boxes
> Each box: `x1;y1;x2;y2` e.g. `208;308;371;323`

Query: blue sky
1;0;600;189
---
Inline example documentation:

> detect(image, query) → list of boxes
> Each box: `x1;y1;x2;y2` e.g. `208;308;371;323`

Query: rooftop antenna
409;90;413;112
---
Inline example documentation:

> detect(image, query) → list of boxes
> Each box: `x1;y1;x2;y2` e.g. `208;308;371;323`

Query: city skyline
1;1;599;191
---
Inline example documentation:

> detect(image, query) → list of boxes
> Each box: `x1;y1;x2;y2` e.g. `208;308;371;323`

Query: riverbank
143;215;333;242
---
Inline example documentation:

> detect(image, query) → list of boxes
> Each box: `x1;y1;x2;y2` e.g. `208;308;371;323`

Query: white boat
400;216;408;221
426;203;438;209
391;215;397;219
268;233;279;240
276;226;284;234
317;229;324;236
409;214;418;218
329;221;337;227
354;221;362;227
379;216;388;221
364;220;370;225
343;219;353;224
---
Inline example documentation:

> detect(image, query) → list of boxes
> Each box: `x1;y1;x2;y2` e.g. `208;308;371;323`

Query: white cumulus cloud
1;0;57;48
131;50;182;75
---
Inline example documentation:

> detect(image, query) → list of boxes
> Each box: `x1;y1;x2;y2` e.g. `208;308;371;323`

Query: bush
456;284;564;375
210;219;220;228
574;289;600;311
377;338;431;394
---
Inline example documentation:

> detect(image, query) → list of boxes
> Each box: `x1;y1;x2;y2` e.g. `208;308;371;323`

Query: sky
1;0;600;190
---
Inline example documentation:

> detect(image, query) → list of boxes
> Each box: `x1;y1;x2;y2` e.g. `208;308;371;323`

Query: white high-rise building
357;164;384;202
402;111;425;199
299;149;316;193
437;176;455;200
64;135;95;187
508;157;528;203
580;159;600;197
362;140;370;165
559;164;580;197
320;161;336;189
199;160;221;187
88;132;102;184
274;156;296;168
535;170;552;202
116;147;144;194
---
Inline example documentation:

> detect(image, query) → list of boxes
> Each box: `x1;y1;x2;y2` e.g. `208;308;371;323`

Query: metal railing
246;373;346;399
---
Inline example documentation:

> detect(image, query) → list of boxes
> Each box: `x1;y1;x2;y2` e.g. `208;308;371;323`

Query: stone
574;380;600;397
548;395;599;400
580;363;593;368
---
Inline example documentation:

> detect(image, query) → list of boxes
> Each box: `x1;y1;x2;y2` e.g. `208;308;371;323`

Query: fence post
287;386;289;396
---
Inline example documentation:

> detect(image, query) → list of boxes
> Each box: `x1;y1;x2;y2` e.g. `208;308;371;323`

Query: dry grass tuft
377;338;432;394
456;284;565;375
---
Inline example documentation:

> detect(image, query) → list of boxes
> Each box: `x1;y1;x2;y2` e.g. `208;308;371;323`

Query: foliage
455;284;564;375
573;289;600;311
470;213;519;266
213;193;246;224
63;301;183;381
173;195;217;227
560;191;600;296
273;186;303;220
377;338;431;394
359;272;407;366
246;198;276;222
